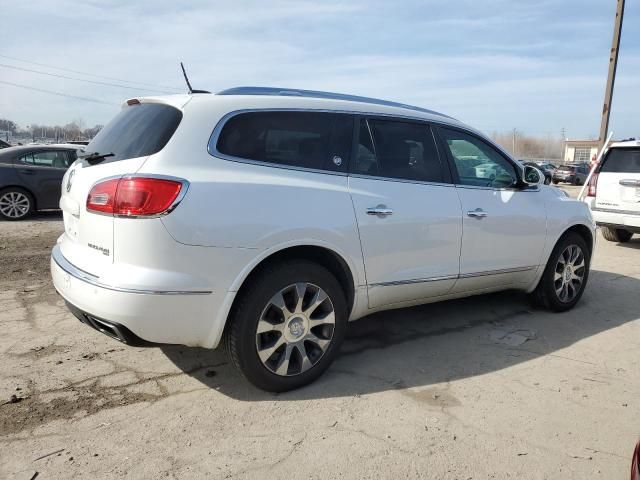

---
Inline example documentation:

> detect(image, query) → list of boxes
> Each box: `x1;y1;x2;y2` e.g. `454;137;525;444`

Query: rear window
85;103;182;162
215;111;353;172
558;165;574;171
600;148;640;173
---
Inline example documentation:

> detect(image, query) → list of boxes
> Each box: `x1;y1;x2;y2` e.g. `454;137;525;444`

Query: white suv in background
584;140;640;243
51;88;595;391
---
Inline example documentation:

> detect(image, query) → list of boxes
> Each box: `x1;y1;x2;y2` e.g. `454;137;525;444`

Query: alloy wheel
255;282;335;376
554;244;585;302
0;191;30;219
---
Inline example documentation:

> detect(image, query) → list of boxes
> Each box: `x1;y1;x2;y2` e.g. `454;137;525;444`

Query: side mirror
523;165;544;186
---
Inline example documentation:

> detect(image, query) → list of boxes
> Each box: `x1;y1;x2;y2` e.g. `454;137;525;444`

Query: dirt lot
1;185;639;479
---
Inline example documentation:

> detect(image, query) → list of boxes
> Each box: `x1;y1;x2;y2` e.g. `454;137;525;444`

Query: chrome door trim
370;266;536;288
369;275;458;288
52;245;212;295
458;265;536;279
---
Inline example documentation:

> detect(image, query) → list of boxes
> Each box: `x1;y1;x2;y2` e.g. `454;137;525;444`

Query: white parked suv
583;140;640;243
51;87;595;391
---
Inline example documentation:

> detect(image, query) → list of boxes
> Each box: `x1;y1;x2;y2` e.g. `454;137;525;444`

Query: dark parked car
552;163;589;185
522;161;552;184
0;145;81;220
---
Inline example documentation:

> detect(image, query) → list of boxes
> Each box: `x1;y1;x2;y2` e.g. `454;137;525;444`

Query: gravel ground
1;186;639;479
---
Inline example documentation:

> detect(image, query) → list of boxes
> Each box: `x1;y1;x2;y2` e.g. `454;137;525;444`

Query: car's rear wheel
531;232;590;312
0;187;34;221
552;179;559;184
601;227;633;243
224;260;347;392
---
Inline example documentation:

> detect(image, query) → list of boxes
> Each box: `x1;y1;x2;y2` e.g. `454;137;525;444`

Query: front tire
0;187;34;221
601;227;633;243
531;232;590;312
224;260;348;392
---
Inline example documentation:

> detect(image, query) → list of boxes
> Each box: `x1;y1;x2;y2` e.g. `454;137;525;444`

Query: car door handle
620;179;640;187
19;169;35;175
366;205;393;217
467;208;488;219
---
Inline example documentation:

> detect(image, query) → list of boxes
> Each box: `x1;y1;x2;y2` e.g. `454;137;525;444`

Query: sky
0;0;638;139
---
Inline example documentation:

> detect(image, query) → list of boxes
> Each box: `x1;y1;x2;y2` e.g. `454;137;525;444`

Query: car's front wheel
531;232;590;312
225;260;347;392
0;187;34;221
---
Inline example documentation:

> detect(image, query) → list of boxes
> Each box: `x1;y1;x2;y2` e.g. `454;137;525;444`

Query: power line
0;53;183;93
0;63;180;95
0;80;117;106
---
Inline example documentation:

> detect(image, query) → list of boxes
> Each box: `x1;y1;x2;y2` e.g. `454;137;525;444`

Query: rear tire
552;180;559;185
531;232;590;312
601;227;633;243
224;260;348;392
0;187;34;221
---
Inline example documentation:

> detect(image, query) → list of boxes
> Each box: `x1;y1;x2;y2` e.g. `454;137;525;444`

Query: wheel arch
562;223;594;255
206;242;361;349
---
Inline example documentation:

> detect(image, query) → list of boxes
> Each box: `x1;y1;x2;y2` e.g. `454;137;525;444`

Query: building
563;140;599;164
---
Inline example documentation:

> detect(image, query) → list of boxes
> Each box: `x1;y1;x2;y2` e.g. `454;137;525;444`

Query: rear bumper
591;208;640;233
51;244;227;347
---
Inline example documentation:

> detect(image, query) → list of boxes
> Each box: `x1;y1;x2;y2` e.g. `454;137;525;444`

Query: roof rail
216;86;453;119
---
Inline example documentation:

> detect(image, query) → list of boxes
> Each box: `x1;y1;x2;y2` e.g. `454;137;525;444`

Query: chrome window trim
52;245;212;295
206;108;537;192
207;108;464;179
369;266;536;288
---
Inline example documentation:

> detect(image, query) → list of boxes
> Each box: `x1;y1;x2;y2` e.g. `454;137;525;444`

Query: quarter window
216;111;353;172
354;119;445;183
438;127;517;188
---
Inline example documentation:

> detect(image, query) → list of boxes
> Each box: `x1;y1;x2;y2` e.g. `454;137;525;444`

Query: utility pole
598;0;625;150
512;128;517;157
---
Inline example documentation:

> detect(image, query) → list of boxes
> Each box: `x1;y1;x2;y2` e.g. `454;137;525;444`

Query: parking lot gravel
1;185;639;479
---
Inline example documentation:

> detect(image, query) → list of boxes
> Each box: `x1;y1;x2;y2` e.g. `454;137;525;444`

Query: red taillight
87;177;184;216
86;178;119;214
587;173;599;197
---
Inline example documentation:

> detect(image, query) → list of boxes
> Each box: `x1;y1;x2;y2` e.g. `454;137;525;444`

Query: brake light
587;173;599;197
87;177;184;216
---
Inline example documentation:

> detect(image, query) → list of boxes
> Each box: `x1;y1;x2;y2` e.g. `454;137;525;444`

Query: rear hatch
595;147;640;213
59;100;184;275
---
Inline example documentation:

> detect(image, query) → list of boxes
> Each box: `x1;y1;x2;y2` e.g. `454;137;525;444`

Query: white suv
584;140;640;243
51;87;595;391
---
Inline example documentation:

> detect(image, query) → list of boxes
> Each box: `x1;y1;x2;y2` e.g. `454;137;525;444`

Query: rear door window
215;111;353;172
600;148;640;173
353;118;445;183
19;150;70;168
85;103;182;162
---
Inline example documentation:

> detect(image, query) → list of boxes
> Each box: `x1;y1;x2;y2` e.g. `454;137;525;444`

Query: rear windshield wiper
79;151;115;165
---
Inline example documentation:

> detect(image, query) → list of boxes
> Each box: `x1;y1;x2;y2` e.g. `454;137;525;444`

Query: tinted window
86;103;182;162
438;127;517;188
600;148;640;173
354;119;444;182
216;111;352;172
20;150;72;169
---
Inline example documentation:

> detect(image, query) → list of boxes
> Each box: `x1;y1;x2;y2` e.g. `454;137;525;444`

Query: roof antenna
180;62;210;94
